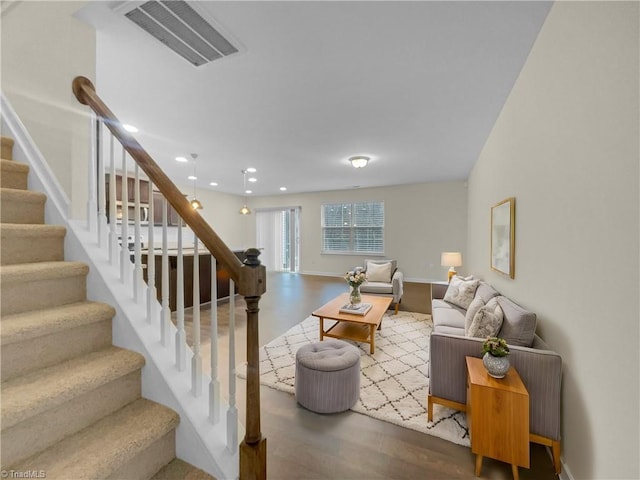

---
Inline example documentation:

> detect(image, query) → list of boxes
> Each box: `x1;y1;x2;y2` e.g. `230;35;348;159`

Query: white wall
246;181;468;281
1;1;95;219
466;2;639;479
143;183;251;251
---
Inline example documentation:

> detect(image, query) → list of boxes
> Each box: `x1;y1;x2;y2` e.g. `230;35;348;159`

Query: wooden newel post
239;248;267;480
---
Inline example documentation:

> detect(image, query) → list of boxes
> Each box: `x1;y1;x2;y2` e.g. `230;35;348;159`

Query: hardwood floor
181;272;558;479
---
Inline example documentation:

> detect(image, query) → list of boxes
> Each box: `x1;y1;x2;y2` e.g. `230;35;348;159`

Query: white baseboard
558;458;574;480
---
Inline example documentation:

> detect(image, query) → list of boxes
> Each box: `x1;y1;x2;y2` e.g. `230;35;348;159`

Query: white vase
482;352;510;378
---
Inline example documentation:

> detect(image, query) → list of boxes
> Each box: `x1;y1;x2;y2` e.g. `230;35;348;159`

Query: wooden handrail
74;76;267;479
72;76;245;285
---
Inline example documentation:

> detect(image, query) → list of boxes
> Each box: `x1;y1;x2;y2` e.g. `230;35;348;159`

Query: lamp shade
239;204;251;215
441;252;462;267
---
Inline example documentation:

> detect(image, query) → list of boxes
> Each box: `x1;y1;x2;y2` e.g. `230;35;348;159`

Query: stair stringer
2;93;240;480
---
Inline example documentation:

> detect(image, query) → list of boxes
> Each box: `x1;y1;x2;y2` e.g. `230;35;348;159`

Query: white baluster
146;181;156;324
161;198;170;346
227;279;238;452
192;235;202;396
133;165;144;304
87;115;98;234
96;121;106;248
176;219;186;371
209;255;220;423
120;151;129;284
108;134;118;266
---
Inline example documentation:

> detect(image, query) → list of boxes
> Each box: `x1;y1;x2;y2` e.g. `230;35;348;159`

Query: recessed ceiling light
246;167;257;173
176;156;188;163
188;175;197;180
279;187;287;191
123;124;138;133
245;189;252;194
248;177;257;183
209;182;218;186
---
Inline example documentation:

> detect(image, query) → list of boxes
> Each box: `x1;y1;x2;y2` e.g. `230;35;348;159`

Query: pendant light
239;169;252;215
190;153;203;210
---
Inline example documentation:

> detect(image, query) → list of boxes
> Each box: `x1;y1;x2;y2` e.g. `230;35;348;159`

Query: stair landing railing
72;76;266;480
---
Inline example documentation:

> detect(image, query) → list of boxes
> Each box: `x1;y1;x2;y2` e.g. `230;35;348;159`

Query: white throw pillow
443;276;479;310
467;297;504;338
366;262;393;283
465;296;486;334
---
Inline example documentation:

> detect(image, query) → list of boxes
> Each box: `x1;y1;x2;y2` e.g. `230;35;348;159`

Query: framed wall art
491;197;515;279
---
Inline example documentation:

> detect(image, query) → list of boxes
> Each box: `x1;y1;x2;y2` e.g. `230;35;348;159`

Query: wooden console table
466;356;529;480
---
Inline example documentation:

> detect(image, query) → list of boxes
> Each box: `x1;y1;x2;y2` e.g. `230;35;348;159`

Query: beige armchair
353;259;403;314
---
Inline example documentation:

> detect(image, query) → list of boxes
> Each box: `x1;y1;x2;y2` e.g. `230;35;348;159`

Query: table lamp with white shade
441;252;462;282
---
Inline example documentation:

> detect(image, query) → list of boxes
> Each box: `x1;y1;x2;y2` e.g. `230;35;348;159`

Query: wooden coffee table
312;293;393;354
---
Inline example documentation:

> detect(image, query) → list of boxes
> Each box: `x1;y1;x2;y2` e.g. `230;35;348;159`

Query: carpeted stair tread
1;261;89;316
0;187;46;203
0;158;27;169
0;188;46;224
151;458;216;480
10;398;180;479
1;223;66;264
1;159;29;189
1;223;65;239
1;346;145;429
1;136;14;159
0;260;88;283
1;301;115;345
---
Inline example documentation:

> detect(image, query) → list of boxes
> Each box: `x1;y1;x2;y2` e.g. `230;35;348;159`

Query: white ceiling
77;1;551;197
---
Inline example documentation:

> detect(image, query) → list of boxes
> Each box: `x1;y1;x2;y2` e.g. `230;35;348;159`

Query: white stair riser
1;320;112;381
1;371;142;467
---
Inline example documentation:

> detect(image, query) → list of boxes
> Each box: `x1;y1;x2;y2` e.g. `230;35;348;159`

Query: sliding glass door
256;207;300;272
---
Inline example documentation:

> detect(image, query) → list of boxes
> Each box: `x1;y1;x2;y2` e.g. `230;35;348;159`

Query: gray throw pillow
465;296;486;334
443;276;479;310
467;297;504;338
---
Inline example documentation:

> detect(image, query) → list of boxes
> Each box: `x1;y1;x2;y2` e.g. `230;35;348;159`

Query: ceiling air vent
123;1;239;67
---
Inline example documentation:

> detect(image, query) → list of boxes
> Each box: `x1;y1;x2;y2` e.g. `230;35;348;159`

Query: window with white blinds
321;201;384;254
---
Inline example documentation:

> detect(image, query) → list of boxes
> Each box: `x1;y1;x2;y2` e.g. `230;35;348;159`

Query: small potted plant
481;336;510;378
344;270;367;305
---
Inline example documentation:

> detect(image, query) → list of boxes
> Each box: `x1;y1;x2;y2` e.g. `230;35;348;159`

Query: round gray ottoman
295;339;361;414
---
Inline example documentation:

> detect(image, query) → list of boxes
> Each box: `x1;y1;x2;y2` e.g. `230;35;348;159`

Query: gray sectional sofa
428;280;563;474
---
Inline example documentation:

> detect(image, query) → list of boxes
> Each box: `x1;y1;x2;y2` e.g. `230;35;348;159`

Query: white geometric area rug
238;311;470;447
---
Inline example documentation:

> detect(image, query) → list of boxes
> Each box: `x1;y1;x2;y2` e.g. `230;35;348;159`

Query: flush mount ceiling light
239;169;252;215
123;124;138;133
176;156;188;163
349;156;369;168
